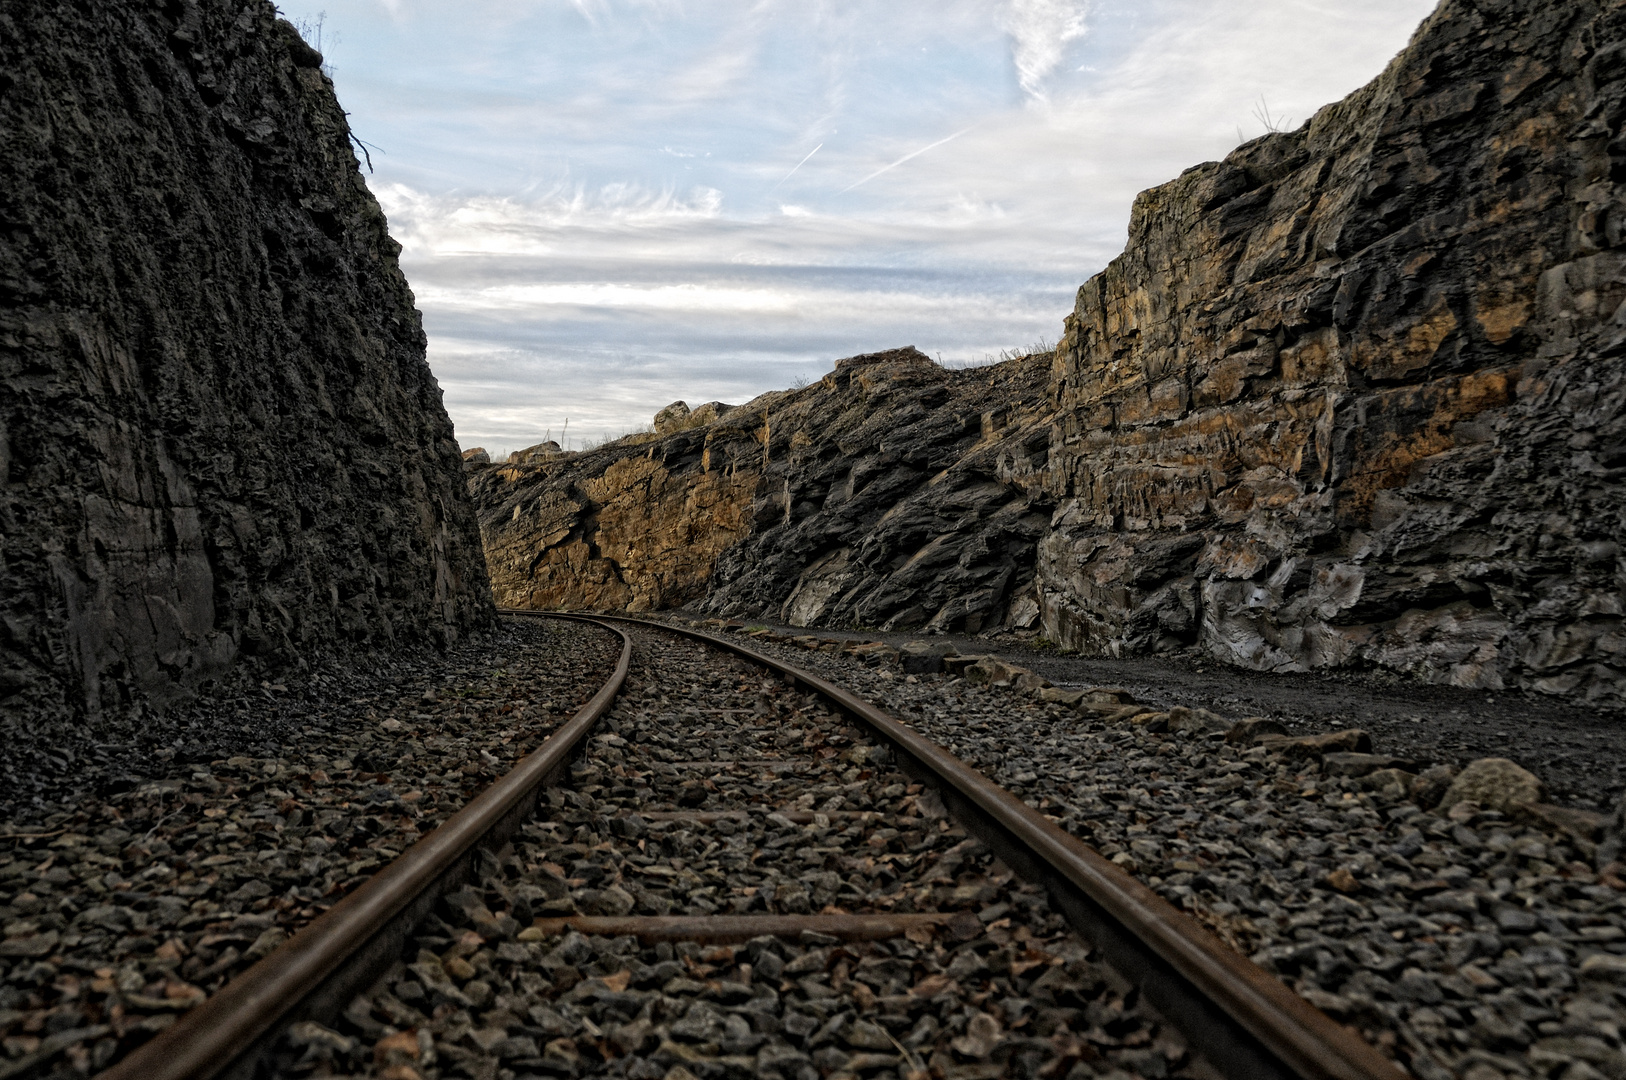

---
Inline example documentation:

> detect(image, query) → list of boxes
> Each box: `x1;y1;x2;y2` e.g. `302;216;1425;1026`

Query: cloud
565;0;596;23
376;181;725;258
295;0;1438;454
1005;0;1090;101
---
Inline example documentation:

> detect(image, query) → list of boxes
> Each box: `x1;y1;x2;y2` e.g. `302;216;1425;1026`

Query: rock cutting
2;0;1624;1079
471;0;1626;708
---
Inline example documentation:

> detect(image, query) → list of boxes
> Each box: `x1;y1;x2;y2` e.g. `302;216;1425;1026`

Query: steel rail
552;612;1406;1080
97;617;632;1080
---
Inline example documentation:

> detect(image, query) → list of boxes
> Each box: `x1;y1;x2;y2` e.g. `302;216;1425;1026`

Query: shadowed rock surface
0;1;494;755
1039;0;1626;704
472;0;1625;705
471;348;1053;631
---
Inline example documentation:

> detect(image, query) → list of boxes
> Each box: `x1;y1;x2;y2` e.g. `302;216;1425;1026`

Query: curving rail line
89;611;1405;1080
584;614;1407;1080
95;618;632;1080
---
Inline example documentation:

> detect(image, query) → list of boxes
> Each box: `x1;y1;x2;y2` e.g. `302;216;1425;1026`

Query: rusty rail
96;618;632;1080
564;613;1406;1080
94;608;1408;1080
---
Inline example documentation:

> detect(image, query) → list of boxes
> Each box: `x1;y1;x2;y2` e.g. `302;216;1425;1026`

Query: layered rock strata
473;0;1626;704
470;348;1053;631
1039;0;1626;702
0;2;494;734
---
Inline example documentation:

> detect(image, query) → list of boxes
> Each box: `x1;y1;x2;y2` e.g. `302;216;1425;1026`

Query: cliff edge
0;2;495;749
1040;0;1626;702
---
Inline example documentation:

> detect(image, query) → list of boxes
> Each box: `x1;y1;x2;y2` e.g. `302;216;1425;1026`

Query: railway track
70;613;1408;1080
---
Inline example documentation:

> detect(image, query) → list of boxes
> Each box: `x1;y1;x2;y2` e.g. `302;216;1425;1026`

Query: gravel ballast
9;612;1622;1079
269;624;1202;1080
698;620;1626;1080
0;618;621;1078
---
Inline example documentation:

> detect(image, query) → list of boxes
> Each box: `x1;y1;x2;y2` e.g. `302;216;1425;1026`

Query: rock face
471;348;1053;630
0;2;494;729
471;0;1626;704
1040;0;1626;702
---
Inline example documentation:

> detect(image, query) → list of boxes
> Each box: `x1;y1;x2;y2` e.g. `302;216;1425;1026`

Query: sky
278;0;1440;457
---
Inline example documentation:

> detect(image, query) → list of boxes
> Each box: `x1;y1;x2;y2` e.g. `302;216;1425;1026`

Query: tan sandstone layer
470;348;1053;631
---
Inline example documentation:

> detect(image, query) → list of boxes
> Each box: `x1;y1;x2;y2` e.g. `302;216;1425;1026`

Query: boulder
1439;758;1544;814
1132;712;1170;733
688;401;736;425
1013;672;1051;693
1081;687;1138;705
1510;803;1606;854
508;441;562;464
845;641;901;667
964;658;1041;689
898;641;953;675
1361;767;1417;793
1165;707;1231;735
462;447;492;465
653;401;692;434
1226;717;1287;744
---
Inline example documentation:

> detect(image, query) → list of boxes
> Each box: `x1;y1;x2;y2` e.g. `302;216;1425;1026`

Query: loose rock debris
271;625;1198;1080
714;620;1626;1080
0;619;621;1078
8;612;1623;1079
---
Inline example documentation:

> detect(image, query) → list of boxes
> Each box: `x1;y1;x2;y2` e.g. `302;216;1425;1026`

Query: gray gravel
274;625;1202;1080
0;618;621;1078
703;620;1626;1080
720;618;1626;815
16;612;1620;1079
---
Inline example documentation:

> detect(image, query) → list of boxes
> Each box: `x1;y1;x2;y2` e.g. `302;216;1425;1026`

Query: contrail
771;143;823;191
838;125;976;195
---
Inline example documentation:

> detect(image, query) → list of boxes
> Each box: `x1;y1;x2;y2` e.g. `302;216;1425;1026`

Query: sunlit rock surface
1037;0;1625;703
471;348;1052;631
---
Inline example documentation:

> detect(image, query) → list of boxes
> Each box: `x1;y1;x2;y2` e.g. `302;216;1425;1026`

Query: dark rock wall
1040;0;1626;703
472;349;1054;632
0;1;495;731
702;350;1053;631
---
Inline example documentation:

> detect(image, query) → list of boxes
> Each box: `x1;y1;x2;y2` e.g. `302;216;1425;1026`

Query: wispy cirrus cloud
1005;0;1091;101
